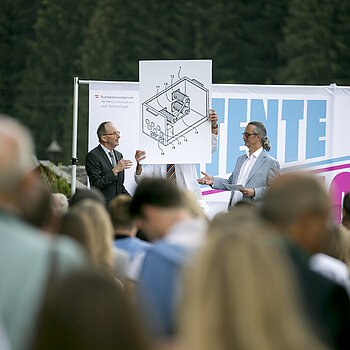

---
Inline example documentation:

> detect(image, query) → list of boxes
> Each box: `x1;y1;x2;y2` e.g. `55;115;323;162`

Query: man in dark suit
85;121;132;207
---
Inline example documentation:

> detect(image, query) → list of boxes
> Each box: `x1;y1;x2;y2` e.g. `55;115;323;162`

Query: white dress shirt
230;147;263;205
134;133;218;200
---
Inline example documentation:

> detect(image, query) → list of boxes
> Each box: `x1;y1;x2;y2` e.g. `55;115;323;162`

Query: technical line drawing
142;75;209;149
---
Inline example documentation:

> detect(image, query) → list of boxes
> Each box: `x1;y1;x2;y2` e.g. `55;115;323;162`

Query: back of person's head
51;193;68;214
129;178;183;218
181;190;207;220
324;225;350;272
261;173;332;253
64;200;114;270
233;199;257;210
262;172;330;229
180;227;327;350
59;209;94;260
209;205;262;237
21;181;52;228
69;188;105;207
0;115;37;201
30;269;150;350
342;192;350;230
108;194;134;232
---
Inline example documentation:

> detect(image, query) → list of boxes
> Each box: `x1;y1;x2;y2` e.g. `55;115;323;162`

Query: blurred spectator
0;317;10;350
30;269;150;350
129;178;207;338
262;172;350;349
69;188;105;207
51;193;68;214
325;225;350;272
0;115;86;350
342;192;350;230
310;225;350;296
180;190;208;221
109;194;151;261
20;180;52;229
60;199;129;282
60;208;94;260
180;220;328;350
22;186;68;234
233;198;258;210
212;203;259;232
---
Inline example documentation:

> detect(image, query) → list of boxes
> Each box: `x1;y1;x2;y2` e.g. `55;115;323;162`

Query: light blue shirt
114;237;151;261
0;211;86;350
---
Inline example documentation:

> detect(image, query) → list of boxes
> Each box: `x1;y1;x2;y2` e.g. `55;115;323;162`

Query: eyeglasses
242;132;257;138
104;131;120;136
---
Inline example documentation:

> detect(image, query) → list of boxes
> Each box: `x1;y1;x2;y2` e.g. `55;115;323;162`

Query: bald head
0;115;36;194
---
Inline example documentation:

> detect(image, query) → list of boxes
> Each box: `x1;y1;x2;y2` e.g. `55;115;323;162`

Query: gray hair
51;193;69;214
248;121;271;152
0;115;36;193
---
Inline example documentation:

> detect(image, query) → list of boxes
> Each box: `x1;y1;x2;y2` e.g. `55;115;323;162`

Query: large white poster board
139;60;212;164
88;82;139;194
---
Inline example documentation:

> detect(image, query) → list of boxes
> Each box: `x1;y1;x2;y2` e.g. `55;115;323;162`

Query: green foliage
0;0;40;116
13;0;96;162
277;0;350;84
39;164;71;197
2;0;350;166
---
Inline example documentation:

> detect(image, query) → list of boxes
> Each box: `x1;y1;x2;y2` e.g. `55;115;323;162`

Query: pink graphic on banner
202;189;224;196
329;172;350;223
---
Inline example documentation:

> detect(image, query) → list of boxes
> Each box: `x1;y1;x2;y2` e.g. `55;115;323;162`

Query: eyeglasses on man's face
104;131;120;136
242;132;257;138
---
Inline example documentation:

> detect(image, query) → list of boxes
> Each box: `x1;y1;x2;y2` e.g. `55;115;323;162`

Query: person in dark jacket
262;172;350;350
85;121;132;207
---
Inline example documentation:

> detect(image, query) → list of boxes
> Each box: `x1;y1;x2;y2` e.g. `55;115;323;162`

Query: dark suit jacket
283;239;350;349
85;145;129;205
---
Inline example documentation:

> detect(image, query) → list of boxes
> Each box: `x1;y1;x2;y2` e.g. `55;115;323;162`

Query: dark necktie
109;151;116;167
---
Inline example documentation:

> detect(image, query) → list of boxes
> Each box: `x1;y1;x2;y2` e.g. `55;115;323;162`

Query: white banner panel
139;60;212;164
88;82;139;194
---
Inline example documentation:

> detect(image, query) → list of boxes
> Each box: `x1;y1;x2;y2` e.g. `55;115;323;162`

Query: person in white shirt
134;109;219;202
198;121;279;206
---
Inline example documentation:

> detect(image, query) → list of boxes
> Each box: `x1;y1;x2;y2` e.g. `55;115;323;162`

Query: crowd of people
1;113;350;350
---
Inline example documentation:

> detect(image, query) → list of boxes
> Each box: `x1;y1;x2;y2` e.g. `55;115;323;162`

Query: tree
14;0;96;162
278;0;350;85
0;0;40;116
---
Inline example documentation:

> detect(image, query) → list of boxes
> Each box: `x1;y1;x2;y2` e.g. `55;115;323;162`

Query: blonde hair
69;200;114;270
181;190;207;220
180;213;328;350
108;194;133;230
325;225;350;272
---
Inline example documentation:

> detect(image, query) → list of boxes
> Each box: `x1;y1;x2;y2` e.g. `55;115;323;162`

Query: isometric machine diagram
142;76;209;147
